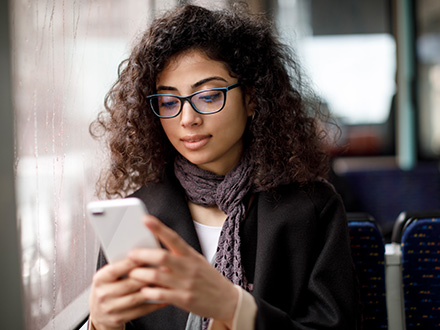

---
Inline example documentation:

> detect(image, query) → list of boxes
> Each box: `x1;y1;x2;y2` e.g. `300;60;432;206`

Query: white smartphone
87;197;160;263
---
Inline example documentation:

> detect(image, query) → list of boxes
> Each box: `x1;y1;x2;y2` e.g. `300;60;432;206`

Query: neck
188;201;227;227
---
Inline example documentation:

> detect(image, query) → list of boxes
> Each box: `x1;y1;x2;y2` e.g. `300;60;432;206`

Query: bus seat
347;213;388;329
399;216;440;329
391;210;440;243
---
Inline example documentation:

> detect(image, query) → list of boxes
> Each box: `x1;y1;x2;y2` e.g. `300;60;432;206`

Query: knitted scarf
174;153;254;329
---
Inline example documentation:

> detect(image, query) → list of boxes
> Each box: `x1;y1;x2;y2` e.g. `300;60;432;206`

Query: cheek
160;120;176;140
219;112;249;140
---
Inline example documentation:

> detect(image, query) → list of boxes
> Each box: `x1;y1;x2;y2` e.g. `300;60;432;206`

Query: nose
179;100;202;127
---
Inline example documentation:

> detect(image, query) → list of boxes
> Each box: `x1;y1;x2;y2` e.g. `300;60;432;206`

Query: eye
161;100;178;108
158;96;179;109
197;91;222;103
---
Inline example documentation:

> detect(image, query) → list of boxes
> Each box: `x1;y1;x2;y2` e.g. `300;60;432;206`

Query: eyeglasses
147;82;241;119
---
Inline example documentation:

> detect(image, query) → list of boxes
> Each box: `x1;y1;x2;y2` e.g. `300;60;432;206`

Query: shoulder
258;178;340;214
253;179;346;236
131;168;181;199
129;169;186;217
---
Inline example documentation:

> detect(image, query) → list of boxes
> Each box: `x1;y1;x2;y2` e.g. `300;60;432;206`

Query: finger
98;291;167;327
128;249;187;279
128;247;169;267
129;266;176;289
105;289;165;314
144;215;195;256
94;258;139;284
92;277;149;310
139;286;176;305
138;285;197;312
105;276;148;298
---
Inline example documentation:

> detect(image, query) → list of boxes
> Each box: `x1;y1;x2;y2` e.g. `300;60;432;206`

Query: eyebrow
156;76;228;92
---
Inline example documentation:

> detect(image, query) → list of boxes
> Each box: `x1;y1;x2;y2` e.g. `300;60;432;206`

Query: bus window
276;0;396;156
11;1;176;329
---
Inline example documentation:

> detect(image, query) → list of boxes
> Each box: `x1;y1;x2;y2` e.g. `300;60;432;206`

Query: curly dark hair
90;3;333;198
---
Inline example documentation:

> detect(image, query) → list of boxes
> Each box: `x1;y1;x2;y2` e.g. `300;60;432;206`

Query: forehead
157;49;231;85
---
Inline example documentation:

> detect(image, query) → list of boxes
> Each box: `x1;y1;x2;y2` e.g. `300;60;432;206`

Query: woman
89;4;359;330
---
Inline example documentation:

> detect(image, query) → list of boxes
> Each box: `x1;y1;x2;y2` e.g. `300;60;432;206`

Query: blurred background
1;0;439;329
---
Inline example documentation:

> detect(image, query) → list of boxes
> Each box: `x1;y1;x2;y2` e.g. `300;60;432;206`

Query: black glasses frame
147;82;241;119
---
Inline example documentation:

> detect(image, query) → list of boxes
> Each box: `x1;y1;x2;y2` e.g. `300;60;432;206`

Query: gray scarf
174;153;254;329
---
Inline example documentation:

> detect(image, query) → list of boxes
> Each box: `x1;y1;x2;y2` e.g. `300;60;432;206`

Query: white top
193;221;222;262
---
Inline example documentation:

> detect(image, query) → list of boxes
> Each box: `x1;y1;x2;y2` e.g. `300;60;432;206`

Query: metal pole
396;0;416;170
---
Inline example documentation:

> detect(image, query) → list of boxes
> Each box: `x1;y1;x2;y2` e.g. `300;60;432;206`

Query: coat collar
131;171;202;254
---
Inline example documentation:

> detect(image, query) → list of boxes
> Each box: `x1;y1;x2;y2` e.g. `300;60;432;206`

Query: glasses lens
151;95;181;117
191;89;225;114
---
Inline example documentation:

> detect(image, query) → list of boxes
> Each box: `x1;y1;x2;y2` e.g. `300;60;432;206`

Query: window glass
299;34;395;125
277;0;396;155
10;0;174;329
416;0;440;158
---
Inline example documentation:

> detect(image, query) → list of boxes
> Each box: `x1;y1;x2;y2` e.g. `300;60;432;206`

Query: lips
181;134;211;150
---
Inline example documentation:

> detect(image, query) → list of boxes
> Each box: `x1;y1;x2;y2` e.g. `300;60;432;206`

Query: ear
244;92;256;117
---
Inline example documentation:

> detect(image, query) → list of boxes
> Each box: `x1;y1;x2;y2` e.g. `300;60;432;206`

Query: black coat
97;171;360;329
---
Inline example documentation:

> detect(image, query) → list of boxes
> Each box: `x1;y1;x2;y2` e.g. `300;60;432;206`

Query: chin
186;157;212;168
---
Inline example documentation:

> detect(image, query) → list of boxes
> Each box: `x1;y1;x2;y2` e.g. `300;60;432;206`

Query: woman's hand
128;215;239;328
89;257;167;330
